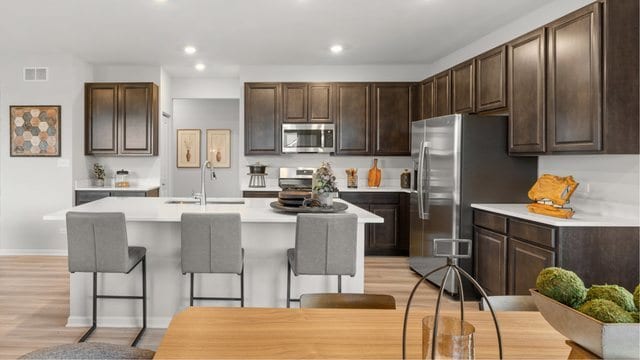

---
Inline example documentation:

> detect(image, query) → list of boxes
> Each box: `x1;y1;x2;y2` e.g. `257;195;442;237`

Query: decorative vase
186;149;192;162
401;169;411;189
368;158;382;188
317;192;334;207
93;179;104;187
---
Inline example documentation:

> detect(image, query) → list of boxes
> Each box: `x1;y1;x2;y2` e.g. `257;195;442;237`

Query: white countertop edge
76;185;161;192
241;187;412;193
471;203;640;227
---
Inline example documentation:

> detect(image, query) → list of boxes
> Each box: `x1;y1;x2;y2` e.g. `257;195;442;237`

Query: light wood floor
0;256;476;358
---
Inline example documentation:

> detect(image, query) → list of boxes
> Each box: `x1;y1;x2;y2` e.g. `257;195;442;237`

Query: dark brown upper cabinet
476;46;508;113
452;60;475;113
244;83;281;155
547;3;602;153
371;83;413;156
335;83;371;155
282;83;334;124
508;28;546;154
282;83;308;123
434;70;451;117
308;83;334;123
85;82;158;156
420;78;435;120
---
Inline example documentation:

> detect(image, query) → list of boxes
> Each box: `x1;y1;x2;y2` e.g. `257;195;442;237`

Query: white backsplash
538;155;640;220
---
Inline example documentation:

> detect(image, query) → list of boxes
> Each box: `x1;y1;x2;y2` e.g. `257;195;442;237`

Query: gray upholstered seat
287;213;358;307
181;213;245;306
19;342;155;359
480;295;538;311
66;212;147;347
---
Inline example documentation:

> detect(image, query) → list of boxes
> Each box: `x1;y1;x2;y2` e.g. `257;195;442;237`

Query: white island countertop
471;203;640;227
242;186;411;193
44;197;383;224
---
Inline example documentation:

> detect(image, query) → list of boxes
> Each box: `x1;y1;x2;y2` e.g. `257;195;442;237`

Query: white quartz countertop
242;186;411;193
471;203;640;227
43;197;383;224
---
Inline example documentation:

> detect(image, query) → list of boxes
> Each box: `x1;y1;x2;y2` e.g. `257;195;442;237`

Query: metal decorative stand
402;239;503;359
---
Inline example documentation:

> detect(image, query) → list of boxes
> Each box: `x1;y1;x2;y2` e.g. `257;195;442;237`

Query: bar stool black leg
338;275;342;293
190;273;194;306
240;269;245;308
131;256;147;347
79;273;98;343
287;260;291;308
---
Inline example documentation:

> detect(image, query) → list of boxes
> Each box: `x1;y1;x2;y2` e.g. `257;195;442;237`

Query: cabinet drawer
75;191;110;205
339;192;400;205
242;191;279;198
509;219;556;249
110;191;146;197
473;210;507;234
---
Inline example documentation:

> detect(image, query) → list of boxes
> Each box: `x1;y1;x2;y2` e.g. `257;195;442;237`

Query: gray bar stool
287;213;358;308
181;213;244;307
66;212;147;347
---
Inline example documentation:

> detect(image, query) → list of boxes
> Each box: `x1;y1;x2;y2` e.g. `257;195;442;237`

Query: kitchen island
44;197;382;328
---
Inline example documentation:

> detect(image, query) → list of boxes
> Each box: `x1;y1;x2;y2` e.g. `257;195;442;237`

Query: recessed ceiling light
195;63;206;71
184;46;197;55
330;45;343;54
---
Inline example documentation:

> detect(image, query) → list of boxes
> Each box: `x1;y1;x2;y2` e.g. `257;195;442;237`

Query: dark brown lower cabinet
474;227;507;296
340;192;409;256
473;209;639;293
75;188;159;206
242;191;279;198
507;238;555;295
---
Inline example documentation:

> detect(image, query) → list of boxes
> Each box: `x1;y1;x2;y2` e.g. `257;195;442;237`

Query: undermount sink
165;199;245;205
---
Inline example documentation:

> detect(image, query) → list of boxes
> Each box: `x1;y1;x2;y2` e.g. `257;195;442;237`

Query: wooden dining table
154;307;571;359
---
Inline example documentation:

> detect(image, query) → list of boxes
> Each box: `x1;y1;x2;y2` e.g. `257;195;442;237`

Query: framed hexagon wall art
10;105;61;157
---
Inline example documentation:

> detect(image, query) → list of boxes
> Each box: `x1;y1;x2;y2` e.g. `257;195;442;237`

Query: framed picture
206;129;231;168
10;105;61;157
177;129;201;168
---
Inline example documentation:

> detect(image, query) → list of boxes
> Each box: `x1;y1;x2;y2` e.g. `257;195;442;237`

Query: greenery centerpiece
312;161;338;207
93;163;106;187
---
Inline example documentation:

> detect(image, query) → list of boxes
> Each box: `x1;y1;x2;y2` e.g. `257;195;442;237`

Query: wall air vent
23;67;48;81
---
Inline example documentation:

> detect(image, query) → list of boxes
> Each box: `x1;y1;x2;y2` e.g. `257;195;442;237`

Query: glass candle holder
422;315;475;360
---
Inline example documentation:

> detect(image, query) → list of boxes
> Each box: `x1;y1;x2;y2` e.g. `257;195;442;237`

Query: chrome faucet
197;160;217;206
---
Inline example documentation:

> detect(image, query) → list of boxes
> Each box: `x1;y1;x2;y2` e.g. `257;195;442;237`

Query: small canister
115;169;130;188
401;169;411;189
346;168;358;188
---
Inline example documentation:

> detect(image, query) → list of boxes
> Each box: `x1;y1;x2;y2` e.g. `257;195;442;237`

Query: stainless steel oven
282;123;335;153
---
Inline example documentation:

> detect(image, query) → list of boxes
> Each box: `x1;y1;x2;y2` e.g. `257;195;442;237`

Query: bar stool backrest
181;213;243;275
294;213;357;276
66;212;129;273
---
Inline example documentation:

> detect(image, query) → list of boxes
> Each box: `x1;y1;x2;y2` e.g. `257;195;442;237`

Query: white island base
44;197;382;328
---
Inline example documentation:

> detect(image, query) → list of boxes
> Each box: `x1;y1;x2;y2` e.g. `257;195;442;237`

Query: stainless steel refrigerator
409;114;537;295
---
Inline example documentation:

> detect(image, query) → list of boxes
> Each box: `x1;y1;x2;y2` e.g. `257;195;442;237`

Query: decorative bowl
530;289;640;359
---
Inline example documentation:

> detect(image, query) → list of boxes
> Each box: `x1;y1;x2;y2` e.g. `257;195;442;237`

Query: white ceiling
0;0;556;77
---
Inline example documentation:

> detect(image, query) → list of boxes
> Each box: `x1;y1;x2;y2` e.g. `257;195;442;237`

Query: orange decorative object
368;159;381;188
527;203;575;219
528;174;578;206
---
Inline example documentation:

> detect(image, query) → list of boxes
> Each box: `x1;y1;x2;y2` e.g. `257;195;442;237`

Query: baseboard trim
0;249;67;256
67;316;172;329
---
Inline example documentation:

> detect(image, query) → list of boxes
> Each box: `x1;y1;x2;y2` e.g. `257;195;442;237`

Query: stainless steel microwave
282;123;335;153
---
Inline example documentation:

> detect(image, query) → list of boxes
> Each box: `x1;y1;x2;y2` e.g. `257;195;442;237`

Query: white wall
172;99;241;197
0;53;91;253
172;78;240;99
539;155;640;220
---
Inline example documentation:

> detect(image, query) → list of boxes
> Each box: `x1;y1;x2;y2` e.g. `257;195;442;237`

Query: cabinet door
547;3;602;152
474;228;507;296
508;238;555;295
85;83;118;155
421;78;435;120
282;83;308;123
308;83;333;123
476;46;507;112
434;70;451;117
244;83;281;155
372;83;412;156
119;83;157;155
452;60;475;113
335;83;371;155
369;204;399;254
508;28;546;154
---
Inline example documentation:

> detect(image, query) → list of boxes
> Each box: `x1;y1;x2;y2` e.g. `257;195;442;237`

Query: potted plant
93;163;106;187
312;161;338;207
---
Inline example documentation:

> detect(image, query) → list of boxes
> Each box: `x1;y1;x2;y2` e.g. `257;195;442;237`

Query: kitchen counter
241;186;411;194
43;197;381;326
75;184;160;192
471;203;640;227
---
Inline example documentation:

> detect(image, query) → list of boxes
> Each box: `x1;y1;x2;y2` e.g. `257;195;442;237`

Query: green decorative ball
578;299;635;323
586;285;637;312
634;284;640;310
536;267;587;308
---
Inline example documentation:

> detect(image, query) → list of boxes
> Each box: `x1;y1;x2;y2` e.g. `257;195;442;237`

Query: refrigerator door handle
418;141;430;219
